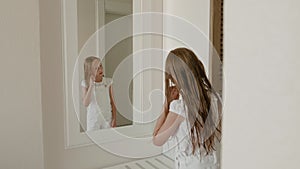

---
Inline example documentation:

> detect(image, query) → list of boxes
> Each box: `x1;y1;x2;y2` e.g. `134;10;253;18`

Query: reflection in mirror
77;0;133;132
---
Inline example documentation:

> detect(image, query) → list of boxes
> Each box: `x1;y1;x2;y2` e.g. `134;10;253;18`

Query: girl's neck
94;77;103;83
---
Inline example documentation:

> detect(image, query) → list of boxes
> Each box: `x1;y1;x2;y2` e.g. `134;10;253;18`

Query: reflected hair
165;48;222;155
84;56;100;87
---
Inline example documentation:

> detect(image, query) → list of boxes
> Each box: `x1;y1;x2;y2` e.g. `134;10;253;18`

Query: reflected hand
89;75;95;87
111;119;116;128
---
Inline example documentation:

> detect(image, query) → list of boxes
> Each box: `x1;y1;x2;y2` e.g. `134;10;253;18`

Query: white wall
163;0;210;69
163;0;210;39
222;0;300;169
39;0;134;169
0;0;44;169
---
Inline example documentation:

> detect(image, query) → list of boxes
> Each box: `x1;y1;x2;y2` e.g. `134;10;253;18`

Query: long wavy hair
165;48;222;155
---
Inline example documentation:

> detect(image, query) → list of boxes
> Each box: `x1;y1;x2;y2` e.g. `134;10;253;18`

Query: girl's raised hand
164;86;180;115
111;119;116;128
89;75;95;87
168;86;179;102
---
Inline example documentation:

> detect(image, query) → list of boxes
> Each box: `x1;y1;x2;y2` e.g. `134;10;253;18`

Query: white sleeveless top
168;94;219;169
81;77;113;131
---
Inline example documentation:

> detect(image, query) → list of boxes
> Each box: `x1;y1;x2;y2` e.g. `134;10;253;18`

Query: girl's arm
82;86;93;107
153;86;179;135
82;77;94;107
153;100;168;136
152;112;184;146
153;87;182;146
109;85;117;127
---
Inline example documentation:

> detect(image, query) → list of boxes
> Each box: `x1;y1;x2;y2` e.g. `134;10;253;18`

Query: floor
102;154;174;169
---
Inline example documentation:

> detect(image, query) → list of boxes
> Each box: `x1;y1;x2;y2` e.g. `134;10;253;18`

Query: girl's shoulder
104;77;113;86
94;77;113;87
81;78;113;88
81;80;87;88
169;98;186;118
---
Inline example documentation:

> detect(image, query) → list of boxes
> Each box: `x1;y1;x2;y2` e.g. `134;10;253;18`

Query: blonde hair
165;48;222;155
84;56;100;87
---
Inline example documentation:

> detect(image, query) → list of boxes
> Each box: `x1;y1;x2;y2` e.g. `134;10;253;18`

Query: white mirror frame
62;0;163;152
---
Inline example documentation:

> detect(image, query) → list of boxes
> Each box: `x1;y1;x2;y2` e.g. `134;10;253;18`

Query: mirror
77;0;133;132
63;0;165;150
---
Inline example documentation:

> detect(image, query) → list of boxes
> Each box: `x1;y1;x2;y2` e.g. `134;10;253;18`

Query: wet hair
165;47;222;155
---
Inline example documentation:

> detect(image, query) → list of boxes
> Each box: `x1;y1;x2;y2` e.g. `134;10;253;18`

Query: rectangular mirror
63;0;164;151
77;0;133;132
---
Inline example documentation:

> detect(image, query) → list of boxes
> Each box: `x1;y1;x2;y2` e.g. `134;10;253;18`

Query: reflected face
92;59;103;81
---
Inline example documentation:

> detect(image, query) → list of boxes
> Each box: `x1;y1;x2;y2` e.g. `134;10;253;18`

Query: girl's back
169;94;220;169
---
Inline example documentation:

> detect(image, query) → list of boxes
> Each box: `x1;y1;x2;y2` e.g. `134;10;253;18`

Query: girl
81;56;117;131
153;48;222;169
